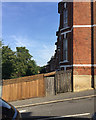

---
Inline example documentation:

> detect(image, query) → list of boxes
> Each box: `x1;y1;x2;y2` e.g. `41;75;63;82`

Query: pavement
9;89;96;109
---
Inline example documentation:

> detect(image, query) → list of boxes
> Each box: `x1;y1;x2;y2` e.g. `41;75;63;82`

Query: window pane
63;9;68;28
63;39;68;61
66;10;68;17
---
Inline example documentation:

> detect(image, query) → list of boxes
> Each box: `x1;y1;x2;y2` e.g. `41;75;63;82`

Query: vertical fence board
7;84;11;101
45;77;55;96
22;82;26;99
33;81;37;97
2;85;7;101
30;81;34;98
11;84;15;101
38;75;44;97
17;82;22;100
25;82;29;99
36;80;39;97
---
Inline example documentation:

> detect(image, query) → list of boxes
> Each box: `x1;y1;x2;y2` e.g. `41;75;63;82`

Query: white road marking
19;110;26;113
15;94;95;109
62;113;90;117
38;113;90;120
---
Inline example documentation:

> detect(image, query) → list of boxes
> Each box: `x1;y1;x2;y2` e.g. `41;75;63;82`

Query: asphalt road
18;97;94;120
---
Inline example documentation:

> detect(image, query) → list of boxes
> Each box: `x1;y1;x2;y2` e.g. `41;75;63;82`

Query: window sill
60;26;69;31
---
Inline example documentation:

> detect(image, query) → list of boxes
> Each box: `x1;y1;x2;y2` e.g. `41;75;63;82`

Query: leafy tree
2;46;40;79
2;46;16;79
26;60;39;76
14;47;39;78
40;66;46;74
14;47;32;77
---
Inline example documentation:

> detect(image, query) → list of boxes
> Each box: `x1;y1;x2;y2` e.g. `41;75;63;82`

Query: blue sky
2;2;59;66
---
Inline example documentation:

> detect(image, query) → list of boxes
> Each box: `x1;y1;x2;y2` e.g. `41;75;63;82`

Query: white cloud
9;35;55;66
35;44;55;66
10;35;31;47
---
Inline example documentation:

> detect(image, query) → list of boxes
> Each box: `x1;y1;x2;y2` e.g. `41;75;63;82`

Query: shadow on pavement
21;112;91;120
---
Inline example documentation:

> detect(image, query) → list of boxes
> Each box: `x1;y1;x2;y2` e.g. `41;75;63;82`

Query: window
63;34;68;61
63;3;68;28
59;35;61;41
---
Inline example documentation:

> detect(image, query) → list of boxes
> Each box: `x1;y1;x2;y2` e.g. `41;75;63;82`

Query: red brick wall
72;2;92;75
73;2;91;25
73;67;91;75
73;27;91;64
57;2;95;75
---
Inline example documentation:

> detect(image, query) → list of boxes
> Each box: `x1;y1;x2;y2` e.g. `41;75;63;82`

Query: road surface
18;97;94;120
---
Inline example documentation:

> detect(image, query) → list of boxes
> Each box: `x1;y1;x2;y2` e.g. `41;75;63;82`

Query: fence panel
55;70;72;94
45;77;55;96
2;74;45;102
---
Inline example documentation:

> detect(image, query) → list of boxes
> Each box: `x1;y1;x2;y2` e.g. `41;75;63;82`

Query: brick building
46;50;60;72
47;1;96;91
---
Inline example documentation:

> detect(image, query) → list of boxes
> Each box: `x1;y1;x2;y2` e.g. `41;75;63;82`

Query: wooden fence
2;74;45;102
44;70;72;96
2;70;72;102
55;70;72;94
44;72;56;96
45;77;55;96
